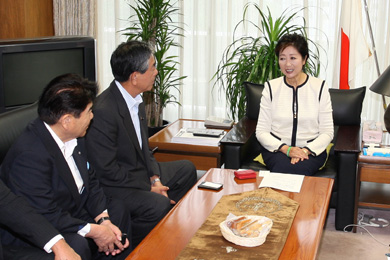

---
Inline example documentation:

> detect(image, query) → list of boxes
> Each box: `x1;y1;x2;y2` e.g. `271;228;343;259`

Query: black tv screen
0;36;96;112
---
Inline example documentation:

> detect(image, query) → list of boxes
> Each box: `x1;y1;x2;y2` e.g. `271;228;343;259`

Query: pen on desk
152;147;158;153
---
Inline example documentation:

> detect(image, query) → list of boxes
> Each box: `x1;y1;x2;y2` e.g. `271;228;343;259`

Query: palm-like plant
213;3;322;121
122;0;186;127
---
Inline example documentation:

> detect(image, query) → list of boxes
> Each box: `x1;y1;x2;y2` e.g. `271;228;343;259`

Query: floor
317;207;390;259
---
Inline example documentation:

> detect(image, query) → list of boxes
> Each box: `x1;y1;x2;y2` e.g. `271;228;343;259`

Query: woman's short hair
38;73;98;125
110;40;154;82
275;33;309;61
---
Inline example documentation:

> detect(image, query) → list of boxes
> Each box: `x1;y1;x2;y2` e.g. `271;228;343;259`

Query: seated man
85;40;197;248
0;73;131;260
0;179;80;260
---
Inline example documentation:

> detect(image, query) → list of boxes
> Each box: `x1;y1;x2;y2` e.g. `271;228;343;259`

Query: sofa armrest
333;125;361;231
220;117;257;169
334;125;361;153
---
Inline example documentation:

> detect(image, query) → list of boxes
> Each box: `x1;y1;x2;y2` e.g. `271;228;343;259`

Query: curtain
53;0;95;36
95;0;130;96
359;0;390;127
92;0;390;129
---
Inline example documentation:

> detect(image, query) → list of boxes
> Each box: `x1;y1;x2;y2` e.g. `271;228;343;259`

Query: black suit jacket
86;81;159;195
0;118;108;235
0;179;59;256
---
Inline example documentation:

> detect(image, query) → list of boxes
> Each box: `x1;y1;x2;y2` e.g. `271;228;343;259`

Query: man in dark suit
0;179;80;260
85;40;197;248
0;74;131;260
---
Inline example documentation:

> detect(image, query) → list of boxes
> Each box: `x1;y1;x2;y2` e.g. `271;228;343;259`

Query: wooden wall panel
0;0;54;39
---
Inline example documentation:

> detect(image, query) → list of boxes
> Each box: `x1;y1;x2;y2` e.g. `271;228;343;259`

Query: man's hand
100;220;130;251
151;181;176;204
52;239;81;260
87;223;124;256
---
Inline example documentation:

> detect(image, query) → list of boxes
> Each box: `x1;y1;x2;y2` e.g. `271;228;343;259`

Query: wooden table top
148;119;224;153
126;168;333;260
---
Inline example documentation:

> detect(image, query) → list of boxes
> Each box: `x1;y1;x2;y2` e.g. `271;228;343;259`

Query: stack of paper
204;116;234;129
171;128;225;146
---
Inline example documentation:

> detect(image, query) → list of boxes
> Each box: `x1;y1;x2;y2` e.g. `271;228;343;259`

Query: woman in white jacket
256;33;334;176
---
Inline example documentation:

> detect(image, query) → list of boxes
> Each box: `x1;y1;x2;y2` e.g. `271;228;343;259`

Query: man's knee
178;160;197;185
151;195;171;219
107;198;132;231
183;160;196;175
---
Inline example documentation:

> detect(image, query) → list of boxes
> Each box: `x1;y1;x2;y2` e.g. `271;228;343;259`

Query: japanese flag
337;0;371;89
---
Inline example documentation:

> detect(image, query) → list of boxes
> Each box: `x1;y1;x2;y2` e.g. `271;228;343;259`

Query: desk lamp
369;65;390;132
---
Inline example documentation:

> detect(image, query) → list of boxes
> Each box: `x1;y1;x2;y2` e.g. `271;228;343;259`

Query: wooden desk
148;119;226;170
127;168;333;260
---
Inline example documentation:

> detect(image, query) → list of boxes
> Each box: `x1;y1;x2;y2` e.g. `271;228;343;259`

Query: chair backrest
329;87;366;126
0;103;38;164
244;81;366;127
244;81;264;120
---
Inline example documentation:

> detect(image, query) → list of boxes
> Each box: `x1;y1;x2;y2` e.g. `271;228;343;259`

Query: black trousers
105;160;197;249
74;197;133;260
261;149;327;176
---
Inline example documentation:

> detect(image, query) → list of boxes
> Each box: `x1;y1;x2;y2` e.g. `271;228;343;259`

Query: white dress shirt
115;80;143;148
44;123;91;237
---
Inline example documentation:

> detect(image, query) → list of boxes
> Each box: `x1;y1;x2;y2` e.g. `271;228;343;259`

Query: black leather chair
0;103;38;165
221;82;366;231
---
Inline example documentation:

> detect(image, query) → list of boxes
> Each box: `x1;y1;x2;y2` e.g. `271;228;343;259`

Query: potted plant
213;3;323;121
122;0;186;131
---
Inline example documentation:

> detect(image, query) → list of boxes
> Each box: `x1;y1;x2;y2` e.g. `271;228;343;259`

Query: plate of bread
219;215;273;247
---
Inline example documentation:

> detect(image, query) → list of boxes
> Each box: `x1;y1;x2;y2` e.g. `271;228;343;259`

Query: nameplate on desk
171;128;225;146
204;116;234;129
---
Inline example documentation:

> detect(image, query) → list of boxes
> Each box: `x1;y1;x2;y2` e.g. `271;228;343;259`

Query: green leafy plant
213;3;322;121
122;0;186;127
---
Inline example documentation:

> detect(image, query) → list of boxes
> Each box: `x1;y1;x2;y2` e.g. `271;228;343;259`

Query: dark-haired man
0;73;131;260
86;41;197;248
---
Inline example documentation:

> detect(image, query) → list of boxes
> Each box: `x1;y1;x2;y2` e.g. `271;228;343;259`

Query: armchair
221;82;366;231
0;103;38;165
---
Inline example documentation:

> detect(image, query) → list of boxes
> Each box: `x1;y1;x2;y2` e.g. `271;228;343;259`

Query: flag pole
363;0;387;110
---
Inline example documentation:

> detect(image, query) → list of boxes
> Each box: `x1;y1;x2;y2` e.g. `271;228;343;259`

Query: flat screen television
0;36;96;113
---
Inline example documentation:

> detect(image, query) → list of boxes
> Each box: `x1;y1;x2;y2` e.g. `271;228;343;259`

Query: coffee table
148;119;226;170
126;168;333;260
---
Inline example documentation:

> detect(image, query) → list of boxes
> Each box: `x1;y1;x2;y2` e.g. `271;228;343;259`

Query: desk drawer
359;163;390;183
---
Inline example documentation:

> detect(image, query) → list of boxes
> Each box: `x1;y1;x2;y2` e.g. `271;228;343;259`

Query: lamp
369;65;390;132
385;106;390;132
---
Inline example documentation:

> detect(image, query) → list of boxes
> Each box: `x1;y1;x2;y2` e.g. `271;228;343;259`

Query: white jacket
256;75;334;156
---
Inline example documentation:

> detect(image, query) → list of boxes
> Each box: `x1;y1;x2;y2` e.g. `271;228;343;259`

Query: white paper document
259;172;304;193
259;170;270;177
